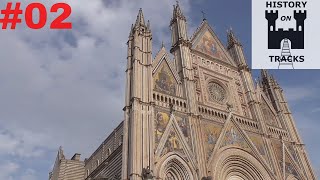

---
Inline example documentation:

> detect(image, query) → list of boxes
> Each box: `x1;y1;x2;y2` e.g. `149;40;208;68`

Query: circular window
207;82;226;103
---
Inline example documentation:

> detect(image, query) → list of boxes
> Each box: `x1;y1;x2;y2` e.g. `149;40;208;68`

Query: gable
153;60;178;96
154;113;196;167
152;47;180;96
194;30;226;60
191;22;236;66
220;122;251;151
206;116;273;173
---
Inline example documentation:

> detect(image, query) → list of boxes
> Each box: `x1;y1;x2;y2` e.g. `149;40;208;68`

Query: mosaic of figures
221;124;250;151
195;31;224;60
272;140;283;160
200;59;232;76
284;161;299;177
280;152;299;178
161;130;184;156
261;101;278;127
248;133;266;156
155;110;192;153
176;116;192;148
247;132;270;165
155;111;170;148
154;62;176;96
286;143;298;162
201;121;222;160
272;139;299;177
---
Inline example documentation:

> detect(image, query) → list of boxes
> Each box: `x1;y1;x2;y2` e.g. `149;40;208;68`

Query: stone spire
261;69;269;81
172;1;186;20
135;8;146;28
226;28;248;69
227;28;241;49
122;7;153;180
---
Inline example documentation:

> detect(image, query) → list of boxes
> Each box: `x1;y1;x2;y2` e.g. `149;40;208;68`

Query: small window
97;159;100;166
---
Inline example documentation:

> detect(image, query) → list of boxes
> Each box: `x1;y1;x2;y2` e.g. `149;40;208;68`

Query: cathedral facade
49;3;316;180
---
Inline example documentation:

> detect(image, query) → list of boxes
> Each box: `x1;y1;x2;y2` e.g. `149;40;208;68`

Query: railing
153;92;187;112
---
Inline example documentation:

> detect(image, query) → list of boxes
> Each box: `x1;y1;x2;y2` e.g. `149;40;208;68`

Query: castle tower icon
279;39;295;69
265;10;306;49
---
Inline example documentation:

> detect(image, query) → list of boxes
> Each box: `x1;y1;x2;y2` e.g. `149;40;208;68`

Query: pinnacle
135;8;145;27
261;69;269;80
227;28;241;47
173;1;185;20
161;41;165;48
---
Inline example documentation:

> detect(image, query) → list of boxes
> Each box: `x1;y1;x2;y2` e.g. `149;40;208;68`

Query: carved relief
207;82;226;103
154;63;176;96
201;121;222;160
242;106;248;117
239;93;245;104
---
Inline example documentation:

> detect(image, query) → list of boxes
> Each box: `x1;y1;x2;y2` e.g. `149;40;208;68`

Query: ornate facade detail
154;64;177;96
49;3;316;180
207;82;227;103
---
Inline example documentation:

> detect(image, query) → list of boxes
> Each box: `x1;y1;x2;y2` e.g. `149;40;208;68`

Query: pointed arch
210;148;275;180
156;154;196;180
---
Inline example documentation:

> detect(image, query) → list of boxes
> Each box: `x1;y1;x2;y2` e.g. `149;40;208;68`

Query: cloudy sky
0;0;319;179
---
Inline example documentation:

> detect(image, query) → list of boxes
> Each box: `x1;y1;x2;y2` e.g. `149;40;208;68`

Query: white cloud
282;86;316;102
311;107;320;113
0;128;50;158
0;162;19;180
20;169;37;180
0;0;192;178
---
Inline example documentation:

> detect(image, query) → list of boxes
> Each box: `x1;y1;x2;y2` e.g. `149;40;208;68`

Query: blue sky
0;0;318;179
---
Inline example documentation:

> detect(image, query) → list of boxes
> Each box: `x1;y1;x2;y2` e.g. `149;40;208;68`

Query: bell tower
122;8;154;180
170;2;197;115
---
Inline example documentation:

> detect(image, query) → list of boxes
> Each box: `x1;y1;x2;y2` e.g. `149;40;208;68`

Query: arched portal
156;154;196;180
210;148;275;180
228;176;245;180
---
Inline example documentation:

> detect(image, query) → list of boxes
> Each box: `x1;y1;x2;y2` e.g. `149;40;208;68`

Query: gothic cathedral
49;3;316;180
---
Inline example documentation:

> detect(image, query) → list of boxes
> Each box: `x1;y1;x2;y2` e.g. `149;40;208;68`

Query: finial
161;41;165;48
201;10;206;21
227;27;241;47
226;102;234;112
172;0;185;20
169;103;175;114
147;20;150;30
129;24;134;36
261;69;269;79
135;8;145;27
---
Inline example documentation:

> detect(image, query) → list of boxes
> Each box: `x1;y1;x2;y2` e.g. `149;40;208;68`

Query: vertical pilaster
122;9;154;180
170;2;205;178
